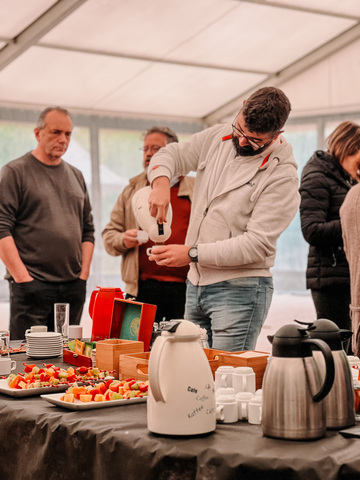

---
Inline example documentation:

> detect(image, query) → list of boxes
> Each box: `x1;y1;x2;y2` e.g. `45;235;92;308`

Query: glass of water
54;303;69;342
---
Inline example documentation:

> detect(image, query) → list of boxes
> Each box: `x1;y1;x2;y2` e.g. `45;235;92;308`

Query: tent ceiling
0;0;359;124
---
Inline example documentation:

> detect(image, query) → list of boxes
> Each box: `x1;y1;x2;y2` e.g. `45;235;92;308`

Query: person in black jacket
300;121;360;352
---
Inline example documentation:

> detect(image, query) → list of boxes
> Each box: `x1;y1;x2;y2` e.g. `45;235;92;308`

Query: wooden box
96;339;144;378
63;348;92;367
118;351;150;381
110;298;156;352
118;348;269;389
118;348;223;381
203;348;224;377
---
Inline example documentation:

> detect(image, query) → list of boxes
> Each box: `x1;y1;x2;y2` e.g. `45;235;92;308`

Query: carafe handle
303;338;335;402
148;335;171;403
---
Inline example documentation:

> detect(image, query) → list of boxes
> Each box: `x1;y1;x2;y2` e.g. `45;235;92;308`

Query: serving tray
41;392;147;410
0;378;69;397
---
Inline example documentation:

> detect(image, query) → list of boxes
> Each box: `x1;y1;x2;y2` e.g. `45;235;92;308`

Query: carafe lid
161;320;201;340
306;318;352;350
268;324;313;357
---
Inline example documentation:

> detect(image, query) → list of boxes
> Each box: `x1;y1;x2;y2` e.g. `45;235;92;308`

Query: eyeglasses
140;145;163;154
232;115;277;150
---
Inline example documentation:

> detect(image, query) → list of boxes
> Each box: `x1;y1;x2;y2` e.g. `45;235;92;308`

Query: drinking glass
54;303;69;342
0;330;10;356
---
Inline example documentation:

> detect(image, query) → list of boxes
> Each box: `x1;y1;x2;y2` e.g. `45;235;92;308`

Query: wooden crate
203;348;226;377
96;339;144;378
119;348;224;381
119;351;150;381
118;347;269;388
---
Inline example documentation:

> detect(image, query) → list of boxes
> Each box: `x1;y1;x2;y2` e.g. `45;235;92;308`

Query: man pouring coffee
147;87;300;352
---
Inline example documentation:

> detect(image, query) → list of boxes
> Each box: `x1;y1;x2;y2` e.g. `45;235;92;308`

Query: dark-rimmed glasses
232;115;280;151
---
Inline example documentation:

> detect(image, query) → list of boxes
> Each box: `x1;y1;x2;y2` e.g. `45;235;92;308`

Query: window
272;122;318;291
0;108;359;298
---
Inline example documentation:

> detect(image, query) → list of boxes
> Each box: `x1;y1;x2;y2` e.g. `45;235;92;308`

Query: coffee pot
262;324;335;440
147;320;216;436
132;186;173;243
89;287;124;341
304;318;355;429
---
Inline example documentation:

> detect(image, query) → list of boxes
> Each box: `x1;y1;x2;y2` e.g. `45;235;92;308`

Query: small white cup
215;366;234;389
248;396;262;425
0;357;16;376
232;366;256;394
137;230;149;243
216;387;235;397
216;405;225;422
216;394;238;423
25;325;48;336
68;325;83;340
236;391;254;420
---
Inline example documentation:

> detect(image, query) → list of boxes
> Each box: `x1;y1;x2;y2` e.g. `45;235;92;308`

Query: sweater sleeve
147;125;224;183
0;165;19;240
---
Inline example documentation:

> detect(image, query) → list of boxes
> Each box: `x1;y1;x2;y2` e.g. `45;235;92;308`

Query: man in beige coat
102;126;194;324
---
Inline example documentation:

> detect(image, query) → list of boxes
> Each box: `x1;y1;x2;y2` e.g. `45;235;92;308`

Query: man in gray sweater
0;107;95;339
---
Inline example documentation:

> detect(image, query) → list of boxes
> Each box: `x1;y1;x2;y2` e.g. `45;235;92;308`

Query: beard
232;135;267;157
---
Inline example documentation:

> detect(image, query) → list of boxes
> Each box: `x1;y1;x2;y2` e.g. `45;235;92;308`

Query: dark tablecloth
1;353;360;480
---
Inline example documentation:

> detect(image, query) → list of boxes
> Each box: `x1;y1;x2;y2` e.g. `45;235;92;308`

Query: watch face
189;246;198;261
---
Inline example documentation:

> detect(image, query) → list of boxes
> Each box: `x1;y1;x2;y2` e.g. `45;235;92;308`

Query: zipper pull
331;251;337;267
203;207;208;217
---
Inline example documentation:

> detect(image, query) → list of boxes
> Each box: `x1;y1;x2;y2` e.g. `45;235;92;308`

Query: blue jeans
185;277;273;352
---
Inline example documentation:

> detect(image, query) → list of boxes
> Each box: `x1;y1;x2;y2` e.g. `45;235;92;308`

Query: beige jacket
340;183;360;356
102;171;194;296
148;124;300;286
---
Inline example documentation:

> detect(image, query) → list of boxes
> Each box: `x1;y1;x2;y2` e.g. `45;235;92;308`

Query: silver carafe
262;324;335;440
305;318;355;429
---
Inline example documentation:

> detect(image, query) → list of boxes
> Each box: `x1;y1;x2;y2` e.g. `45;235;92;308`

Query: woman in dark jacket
300;121;360;350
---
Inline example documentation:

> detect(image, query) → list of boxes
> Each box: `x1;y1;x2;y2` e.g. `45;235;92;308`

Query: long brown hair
326;121;360;164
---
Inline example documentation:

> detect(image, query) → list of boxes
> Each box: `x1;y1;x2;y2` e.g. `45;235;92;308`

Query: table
1;353;360;480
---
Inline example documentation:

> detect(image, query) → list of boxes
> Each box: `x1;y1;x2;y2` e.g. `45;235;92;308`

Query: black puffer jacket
299;150;355;290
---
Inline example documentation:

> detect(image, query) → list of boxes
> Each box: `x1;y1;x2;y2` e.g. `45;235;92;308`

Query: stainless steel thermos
306;318;355;430
262;323;335;440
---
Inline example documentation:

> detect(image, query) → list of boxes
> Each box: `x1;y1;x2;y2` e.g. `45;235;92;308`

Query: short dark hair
327;121;360;164
242;87;291;136
143;126;179;144
36;106;72;129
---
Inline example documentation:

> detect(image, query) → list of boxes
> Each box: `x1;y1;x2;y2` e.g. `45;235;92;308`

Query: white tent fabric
0;0;359;123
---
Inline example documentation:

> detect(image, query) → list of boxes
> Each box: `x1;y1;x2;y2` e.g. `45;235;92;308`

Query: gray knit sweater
0;152;94;282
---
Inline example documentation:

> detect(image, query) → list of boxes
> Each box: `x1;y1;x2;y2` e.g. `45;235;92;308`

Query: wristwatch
188;245;198;263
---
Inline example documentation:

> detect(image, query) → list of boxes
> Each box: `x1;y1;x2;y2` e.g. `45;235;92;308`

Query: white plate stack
26;332;63;359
